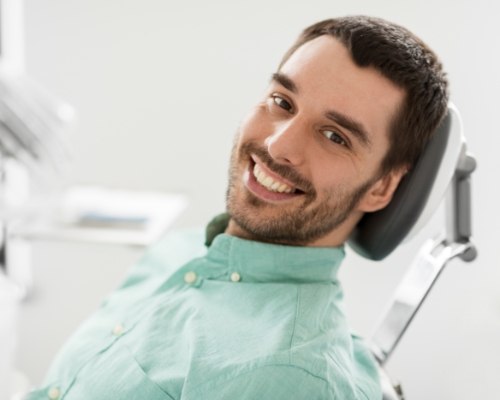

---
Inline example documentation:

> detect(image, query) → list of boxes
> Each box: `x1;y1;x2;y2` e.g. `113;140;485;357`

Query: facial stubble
225;137;377;246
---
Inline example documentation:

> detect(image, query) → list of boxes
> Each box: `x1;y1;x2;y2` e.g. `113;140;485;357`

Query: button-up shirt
26;227;381;399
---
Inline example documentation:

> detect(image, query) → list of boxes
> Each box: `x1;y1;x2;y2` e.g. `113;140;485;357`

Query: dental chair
348;104;477;399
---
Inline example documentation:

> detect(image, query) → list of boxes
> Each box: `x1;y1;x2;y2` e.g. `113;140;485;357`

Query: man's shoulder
185;361;332;399
184;357;380;400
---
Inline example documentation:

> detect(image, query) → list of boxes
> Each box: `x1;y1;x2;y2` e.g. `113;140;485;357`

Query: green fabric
26;226;381;400
204;213;230;246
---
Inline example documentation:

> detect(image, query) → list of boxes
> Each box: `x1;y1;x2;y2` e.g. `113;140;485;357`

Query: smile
243;155;305;202
253;163;296;193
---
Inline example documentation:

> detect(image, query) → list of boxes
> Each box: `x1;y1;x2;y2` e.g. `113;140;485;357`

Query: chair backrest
348;104;466;260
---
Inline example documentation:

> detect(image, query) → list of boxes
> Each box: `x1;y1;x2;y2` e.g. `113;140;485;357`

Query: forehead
279;36;405;147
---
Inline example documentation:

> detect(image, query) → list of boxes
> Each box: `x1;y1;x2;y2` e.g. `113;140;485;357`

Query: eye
322;129;349;147
271;94;293;113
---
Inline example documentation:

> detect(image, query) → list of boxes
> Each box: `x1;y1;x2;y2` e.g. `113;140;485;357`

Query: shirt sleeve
184;364;333;400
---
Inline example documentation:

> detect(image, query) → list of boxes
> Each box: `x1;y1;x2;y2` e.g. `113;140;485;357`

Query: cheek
239;104;270;141
309;155;356;194
313;172;337;195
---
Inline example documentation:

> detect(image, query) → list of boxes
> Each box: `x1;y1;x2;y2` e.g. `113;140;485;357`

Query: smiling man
226;35;408;247
27;16;447;400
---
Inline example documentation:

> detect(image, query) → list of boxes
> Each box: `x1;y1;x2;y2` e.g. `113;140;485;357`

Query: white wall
15;0;500;399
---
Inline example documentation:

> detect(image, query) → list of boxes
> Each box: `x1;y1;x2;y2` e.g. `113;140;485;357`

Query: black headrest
348;108;458;261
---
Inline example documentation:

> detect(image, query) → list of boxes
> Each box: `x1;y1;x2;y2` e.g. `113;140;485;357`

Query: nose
264;117;308;166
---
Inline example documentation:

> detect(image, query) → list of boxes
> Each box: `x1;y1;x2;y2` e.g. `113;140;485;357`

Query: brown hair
279;16;449;174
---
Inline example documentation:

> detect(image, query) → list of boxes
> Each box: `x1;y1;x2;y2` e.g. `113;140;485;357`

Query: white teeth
263;176;273;187
270;182;280;190
253;163;295;193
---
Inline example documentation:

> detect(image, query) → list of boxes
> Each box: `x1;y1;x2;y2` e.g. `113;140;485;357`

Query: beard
225;139;377;246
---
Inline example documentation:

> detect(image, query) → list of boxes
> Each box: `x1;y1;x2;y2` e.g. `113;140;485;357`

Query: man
27;16;447;399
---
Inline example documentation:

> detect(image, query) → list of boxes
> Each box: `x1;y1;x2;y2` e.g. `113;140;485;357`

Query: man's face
226;36;405;247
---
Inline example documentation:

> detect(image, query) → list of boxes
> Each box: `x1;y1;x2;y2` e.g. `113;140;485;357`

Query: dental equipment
348;104;477;399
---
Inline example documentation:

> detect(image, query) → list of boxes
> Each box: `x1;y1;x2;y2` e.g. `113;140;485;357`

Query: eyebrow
271;72;298;93
271;72;371;148
325;110;371;148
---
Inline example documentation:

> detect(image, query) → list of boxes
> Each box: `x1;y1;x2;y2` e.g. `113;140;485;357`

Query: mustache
239;141;315;195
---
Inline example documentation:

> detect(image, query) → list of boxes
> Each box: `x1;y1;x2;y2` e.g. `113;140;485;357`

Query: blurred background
5;0;499;398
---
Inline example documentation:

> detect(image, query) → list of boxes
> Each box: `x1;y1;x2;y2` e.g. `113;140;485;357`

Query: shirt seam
184;362;332;397
288;285;301;363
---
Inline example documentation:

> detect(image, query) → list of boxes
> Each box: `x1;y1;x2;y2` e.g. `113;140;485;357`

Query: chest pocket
74;344;175;400
28;344;176;400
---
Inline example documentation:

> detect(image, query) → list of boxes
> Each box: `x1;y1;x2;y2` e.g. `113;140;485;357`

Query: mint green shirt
26;228;381;399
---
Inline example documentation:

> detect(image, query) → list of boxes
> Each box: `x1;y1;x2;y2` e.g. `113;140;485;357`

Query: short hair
279;16;449;174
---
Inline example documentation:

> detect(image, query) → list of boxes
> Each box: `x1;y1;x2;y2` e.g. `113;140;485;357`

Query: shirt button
230;272;241;282
112;323;124;336
48;386;60;399
184;271;197;284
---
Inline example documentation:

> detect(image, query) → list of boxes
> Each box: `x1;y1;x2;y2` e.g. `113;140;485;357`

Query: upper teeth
253;163;295;193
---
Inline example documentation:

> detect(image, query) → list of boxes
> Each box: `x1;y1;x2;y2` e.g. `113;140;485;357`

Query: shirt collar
204;214;345;284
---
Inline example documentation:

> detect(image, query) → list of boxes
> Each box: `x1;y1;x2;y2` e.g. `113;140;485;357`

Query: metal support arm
370;151;477;400
370;150;477;366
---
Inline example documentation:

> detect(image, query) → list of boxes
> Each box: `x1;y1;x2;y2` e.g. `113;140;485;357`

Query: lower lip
243;162;302;202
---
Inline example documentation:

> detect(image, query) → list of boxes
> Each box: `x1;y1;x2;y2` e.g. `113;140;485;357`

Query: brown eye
272;95;293;112
323;130;348;147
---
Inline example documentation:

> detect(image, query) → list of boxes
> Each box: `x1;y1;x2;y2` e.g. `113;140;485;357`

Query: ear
358;167;408;213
